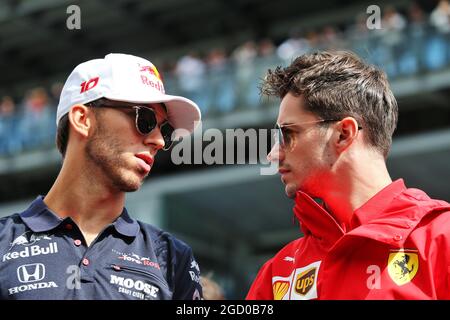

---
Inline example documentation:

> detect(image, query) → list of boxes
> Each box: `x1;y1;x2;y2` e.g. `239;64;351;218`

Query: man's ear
334;117;360;153
68;104;93;138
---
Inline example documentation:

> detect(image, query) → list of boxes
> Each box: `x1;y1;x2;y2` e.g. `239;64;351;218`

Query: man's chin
285;183;298;199
114;174;143;193
119;184;140;193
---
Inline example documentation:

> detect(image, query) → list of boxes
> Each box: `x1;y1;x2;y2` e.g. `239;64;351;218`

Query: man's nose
143;127;165;151
267;142;283;163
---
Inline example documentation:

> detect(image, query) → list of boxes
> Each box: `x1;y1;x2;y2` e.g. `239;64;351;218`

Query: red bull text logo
140;65;161;80
139;64;164;93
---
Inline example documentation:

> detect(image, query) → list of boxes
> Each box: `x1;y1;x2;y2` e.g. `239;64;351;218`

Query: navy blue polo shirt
0;196;203;300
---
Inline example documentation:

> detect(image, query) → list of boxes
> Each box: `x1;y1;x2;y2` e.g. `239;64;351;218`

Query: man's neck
320;157;392;230
44;160;125;245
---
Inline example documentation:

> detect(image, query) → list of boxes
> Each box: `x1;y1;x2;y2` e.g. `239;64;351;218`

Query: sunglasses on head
87;98;175;151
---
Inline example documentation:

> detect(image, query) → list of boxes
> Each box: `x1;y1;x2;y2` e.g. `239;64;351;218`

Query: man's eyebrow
278;122;298;127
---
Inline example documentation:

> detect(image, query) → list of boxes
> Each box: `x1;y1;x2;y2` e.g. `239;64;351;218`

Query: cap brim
103;93;201;138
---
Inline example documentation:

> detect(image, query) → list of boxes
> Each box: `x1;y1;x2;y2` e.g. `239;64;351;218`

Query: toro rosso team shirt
247;179;450;299
0;196;203;300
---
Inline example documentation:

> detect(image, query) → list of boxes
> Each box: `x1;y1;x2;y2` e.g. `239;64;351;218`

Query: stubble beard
85;123;142;193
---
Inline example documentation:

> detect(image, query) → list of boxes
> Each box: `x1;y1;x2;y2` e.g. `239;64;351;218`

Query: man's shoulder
417;205;450;232
0;198;41;232
270;237;304;263
403;187;449;209
398;187;450;223
405;203;450;250
0;213;28;247
0;213;24;229
135;220;193;254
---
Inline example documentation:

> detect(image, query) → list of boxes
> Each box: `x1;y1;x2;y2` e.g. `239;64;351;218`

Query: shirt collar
20;196;140;237
20;196;64;232
112;207;140;238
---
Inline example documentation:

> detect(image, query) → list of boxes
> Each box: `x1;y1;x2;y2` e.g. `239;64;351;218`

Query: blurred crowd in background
1;1;450;157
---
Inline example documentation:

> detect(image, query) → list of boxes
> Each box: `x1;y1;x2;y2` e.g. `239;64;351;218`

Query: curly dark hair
261;51;398;158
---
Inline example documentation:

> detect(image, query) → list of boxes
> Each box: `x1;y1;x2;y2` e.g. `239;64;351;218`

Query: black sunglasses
87;98;175;151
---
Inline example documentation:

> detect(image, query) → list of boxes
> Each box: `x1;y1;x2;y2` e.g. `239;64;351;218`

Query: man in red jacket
246;51;450;300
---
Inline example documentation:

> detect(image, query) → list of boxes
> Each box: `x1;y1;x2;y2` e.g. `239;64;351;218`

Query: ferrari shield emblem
388;249;419;286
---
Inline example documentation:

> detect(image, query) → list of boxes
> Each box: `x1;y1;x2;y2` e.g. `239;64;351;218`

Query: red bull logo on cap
139;64;161;81
139;63;164;93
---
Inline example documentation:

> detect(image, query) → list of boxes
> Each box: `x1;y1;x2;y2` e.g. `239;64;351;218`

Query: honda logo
17;263;45;283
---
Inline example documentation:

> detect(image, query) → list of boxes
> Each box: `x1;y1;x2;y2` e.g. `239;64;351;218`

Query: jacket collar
20;196;139;237
294;191;346;246
293;179;435;247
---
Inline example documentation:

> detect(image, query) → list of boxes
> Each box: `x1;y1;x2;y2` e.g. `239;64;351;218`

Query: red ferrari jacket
246;179;450;300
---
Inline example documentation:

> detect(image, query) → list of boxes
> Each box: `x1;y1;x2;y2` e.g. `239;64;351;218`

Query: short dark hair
56;114;69;157
261;51;398;157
